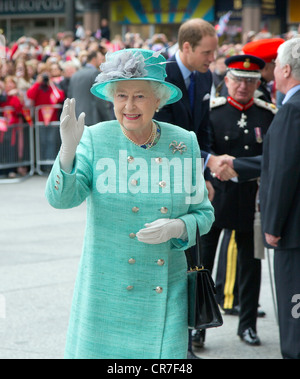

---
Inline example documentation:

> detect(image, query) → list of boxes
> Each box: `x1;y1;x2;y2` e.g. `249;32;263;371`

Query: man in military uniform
207;41;283;323
243;38;285;103
210;41;283;320
214;38;285;103
201;55;277;346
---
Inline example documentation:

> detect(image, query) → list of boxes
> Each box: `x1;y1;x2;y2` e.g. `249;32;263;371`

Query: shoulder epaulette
254;98;278;115
210;97;227;109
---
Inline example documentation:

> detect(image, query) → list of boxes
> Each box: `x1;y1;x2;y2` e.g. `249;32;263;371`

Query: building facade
0;0;67;42
0;0;298;43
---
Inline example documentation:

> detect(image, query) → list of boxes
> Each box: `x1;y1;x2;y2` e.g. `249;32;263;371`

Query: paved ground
0;175;282;359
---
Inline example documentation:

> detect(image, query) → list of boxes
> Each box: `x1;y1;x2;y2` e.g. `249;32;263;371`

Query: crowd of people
0;21;296;179
1;18;300;360
1;22;298;179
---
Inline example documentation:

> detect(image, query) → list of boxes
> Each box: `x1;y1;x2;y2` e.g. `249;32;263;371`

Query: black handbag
186;226;223;330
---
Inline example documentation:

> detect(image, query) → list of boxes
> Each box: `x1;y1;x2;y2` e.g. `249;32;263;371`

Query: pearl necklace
122;122;157;149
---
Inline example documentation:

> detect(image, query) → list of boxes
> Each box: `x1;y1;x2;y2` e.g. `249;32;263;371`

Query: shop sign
0;0;65;15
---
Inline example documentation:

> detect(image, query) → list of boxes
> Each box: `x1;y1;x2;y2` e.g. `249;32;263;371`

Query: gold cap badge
243;59;251;69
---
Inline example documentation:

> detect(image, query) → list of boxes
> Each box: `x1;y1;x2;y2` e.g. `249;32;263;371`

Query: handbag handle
186;223;203;270
195;225;204;268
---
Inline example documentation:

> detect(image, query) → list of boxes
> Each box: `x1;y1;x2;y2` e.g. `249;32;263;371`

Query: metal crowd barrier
0;106;35;184
34;104;62;176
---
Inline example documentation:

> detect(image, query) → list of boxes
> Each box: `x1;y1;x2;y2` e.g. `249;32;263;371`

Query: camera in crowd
42;74;49;84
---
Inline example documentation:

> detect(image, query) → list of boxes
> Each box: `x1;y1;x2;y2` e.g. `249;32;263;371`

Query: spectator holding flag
216;11;232;37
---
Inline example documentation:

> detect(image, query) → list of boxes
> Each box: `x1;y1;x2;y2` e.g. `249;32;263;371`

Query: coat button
128;156;134;163
155;286;163;294
244;145;249;150
159;181;167;188
132;206;139;213
54;185;59;190
129;233;136;239
131;179;138;186
244;129;249;134
127;285;134;291
128;258;136;264
160;207;168;214
224;136;229;141
155;157;162;164
157;259;165;266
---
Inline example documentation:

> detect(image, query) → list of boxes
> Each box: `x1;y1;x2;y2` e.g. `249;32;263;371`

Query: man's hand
207;154;238;181
218;156;234;169
265;233;281;247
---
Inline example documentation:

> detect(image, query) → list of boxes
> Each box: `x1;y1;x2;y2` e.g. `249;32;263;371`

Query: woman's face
16;63;25;78
113;80;160;134
4;79;16;93
50;63;62;77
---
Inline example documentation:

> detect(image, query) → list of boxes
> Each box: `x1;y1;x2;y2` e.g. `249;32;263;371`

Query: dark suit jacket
155;55;212;162
260;89;300;249
68;65;113;126
233;156;262;182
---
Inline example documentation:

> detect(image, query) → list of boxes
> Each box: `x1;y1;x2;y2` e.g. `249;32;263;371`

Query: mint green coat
46;120;214;359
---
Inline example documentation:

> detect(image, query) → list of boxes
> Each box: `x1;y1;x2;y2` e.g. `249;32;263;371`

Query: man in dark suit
68;50;112;125
155;19;235;193
211;39;284;321
155;18;221;358
260;38;300;359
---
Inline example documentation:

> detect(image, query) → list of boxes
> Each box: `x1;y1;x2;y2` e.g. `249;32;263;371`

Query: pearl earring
156;108;159;113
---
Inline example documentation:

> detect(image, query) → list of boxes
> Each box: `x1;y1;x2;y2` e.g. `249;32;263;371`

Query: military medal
255;127;263;143
237;113;247;128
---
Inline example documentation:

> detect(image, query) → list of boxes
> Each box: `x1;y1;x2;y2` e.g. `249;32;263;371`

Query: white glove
136;218;187;245
59;98;85;173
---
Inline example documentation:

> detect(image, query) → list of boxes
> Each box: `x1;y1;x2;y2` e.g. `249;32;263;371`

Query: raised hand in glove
59;98;85;173
136;218;187;245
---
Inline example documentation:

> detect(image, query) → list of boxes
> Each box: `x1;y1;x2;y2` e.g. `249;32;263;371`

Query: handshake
207;154;237;181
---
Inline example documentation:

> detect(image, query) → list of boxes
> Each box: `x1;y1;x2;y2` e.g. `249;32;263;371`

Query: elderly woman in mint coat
45;49;214;359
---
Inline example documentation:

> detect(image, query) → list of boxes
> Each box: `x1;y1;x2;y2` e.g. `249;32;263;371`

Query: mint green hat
90;48;182;105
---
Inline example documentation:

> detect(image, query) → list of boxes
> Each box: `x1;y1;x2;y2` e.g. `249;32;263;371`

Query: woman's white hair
104;80;172;109
277;38;300;81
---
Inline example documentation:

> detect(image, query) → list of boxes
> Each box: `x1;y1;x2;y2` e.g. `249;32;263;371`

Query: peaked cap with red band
225;54;265;79
243;38;285;63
